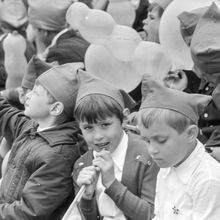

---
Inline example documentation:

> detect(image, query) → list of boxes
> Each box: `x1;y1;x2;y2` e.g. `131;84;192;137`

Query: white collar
162;140;205;184
37;125;55;132
111;131;128;172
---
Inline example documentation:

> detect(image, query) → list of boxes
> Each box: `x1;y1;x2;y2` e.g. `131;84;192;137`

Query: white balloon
79;9;116;44
106;25;142;62
107;0;136;26
85;44;142;92
133;41;172;84
66;2;89;29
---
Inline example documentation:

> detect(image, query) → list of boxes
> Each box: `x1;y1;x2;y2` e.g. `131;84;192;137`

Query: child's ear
50;102;64;116
186;125;198;143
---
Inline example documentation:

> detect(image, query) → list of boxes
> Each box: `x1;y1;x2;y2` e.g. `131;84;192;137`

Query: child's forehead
138;117;174;133
148;3;161;12
80;115;117;124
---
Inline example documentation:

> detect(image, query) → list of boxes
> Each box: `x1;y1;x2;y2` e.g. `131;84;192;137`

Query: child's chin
24;110;31;117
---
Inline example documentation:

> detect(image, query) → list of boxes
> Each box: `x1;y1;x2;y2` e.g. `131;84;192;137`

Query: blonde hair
140;108;195;134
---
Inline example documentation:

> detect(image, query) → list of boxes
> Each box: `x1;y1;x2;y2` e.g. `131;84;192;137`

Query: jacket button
204;113;208;118
136;155;141;160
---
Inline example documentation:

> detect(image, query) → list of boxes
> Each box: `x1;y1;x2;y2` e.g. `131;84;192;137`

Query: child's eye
149;14;155;20
157;138;167;144
100;123;111;128
82;125;93;131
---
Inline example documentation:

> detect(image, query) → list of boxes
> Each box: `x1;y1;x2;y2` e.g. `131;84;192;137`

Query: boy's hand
76;166;99;199
93;150;115;188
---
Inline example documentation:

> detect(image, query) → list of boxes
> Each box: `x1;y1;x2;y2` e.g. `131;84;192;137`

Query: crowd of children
0;0;220;220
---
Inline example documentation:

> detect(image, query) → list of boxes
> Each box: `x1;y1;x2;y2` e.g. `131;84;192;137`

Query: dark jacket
0;96;83;220
72;133;159;220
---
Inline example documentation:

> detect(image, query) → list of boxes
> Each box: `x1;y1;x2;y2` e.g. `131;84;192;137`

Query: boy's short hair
75;94;124;124
148;2;164;18
151;0;173;10
139;108;194;134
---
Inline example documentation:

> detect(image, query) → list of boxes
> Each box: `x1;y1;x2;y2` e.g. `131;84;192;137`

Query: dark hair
140;108;195;134
75;94;124;124
148;2;164;18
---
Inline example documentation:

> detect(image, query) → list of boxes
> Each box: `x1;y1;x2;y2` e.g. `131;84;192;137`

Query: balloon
3;32;27;89
133;41;172;84
79;9;116;44
85;44;142;92
159;0;218;70
66;2;89;29
130;0;141;10
107;0;136;26
106;25;141;61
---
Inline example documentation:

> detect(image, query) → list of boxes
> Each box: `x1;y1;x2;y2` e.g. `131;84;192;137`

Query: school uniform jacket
0;96;83;220
72;133;159;220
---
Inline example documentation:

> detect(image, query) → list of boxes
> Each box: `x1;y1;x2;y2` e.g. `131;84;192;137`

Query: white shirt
94;131;128;220
153;140;220;220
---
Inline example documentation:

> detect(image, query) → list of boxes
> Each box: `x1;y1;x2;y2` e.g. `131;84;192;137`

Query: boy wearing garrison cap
72;70;159;220
137;76;220;219
0;63;86;220
178;3;220;157
0;55;53;179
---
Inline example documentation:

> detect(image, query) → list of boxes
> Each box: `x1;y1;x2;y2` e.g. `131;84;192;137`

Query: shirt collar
111;131;128;172
173;140;205;184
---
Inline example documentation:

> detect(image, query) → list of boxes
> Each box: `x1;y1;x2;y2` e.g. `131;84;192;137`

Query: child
27;0;72;59
0;55;53;178
137;76;220;219
72;70;159;220
0;63;86;219
178;3;220;155
141;0;172;42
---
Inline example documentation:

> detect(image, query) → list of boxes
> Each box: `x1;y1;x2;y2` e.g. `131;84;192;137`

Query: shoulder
189;152;220;192
128;133;151;155
73;150;93;170
127;133;154;167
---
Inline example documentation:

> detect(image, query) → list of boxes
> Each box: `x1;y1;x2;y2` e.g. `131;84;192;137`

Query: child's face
138;118;189;168
142;4;161;43
18;87;32;105
24;84;52;120
79;115;124;153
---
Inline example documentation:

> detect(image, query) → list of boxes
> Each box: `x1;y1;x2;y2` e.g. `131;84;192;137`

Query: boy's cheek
147;21;160;42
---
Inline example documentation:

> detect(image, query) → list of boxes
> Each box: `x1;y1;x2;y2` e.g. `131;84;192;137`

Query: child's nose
148;144;159;156
93;129;104;141
25;91;32;100
142;18;148;25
